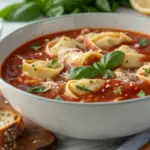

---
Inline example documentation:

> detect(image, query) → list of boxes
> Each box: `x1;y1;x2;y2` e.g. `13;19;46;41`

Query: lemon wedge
130;0;150;15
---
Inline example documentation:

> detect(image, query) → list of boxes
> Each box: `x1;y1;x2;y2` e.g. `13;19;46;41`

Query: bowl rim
0;21;3;37
0;13;150;106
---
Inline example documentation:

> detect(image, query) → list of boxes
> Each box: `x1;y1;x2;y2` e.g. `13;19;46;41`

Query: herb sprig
139;38;149;47
26;86;50;93
137;90;146;98
68;51;125;79
47;59;58;68
76;85;93;92
0;0;131;22
55;96;63;100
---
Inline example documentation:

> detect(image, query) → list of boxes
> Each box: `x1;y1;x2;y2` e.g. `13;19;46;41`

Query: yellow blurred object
130;0;150;15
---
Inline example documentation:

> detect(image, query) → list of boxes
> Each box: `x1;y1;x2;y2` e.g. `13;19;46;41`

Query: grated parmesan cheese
105;84;111;88
42;81;58;89
101;88;105;92
134;43;140;48
58;47;83;65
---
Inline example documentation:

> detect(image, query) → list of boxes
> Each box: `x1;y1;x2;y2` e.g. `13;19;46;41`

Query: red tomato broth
1;28;150;103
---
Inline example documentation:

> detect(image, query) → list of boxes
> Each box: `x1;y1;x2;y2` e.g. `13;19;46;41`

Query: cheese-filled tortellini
136;63;150;83
65;79;106;98
116;45;145;68
22;59;64;80
79;51;103;65
85;32;133;51
58;50;102;66
45;36;86;57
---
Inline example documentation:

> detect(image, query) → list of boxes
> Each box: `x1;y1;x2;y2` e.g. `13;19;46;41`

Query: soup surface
2;28;150;103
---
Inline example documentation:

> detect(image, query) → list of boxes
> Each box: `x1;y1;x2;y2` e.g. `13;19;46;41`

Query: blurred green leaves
0;0;131;22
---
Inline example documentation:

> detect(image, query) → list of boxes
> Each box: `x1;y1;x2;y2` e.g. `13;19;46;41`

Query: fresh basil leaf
143;67;150;77
25;0;33;2
55;95;63;100
114;86;123;95
117;0;131;7
45;0;54;11
100;51;125;69
137;90;147;98
68;66;99;79
30;43;42;50
83;6;99;12
7;2;41;21
53;0;86;13
93;62;105;75
93;62;104;69
71;8;81;14
46;5;64;17
103;70;115;78
0;3;23;19
47;59;58;68
27;86;50;93
137;90;146;98
96;0;111;12
34;0;47;14
109;0;118;12
76;85;93;92
139;38;149;47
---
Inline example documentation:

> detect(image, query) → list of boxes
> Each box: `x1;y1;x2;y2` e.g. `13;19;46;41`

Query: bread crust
0;109;24;146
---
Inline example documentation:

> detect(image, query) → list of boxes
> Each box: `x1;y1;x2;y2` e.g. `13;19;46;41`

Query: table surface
0;1;149;150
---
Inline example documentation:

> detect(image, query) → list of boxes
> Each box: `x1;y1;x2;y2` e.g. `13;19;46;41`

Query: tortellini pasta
65;79;106;99
61;51;102;66
22;59;64;80
115;45;145;68
85;32;133;51
78;51;103;66
45;36;86;57
136;63;150;83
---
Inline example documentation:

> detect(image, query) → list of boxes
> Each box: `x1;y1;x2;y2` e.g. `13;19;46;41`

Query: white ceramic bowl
0;13;150;140
0;22;2;36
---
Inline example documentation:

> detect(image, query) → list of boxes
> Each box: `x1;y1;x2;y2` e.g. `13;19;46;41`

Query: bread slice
0;109;24;146
0;140;16;150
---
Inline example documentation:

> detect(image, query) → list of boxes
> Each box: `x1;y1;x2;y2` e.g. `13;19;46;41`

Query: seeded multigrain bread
0;140;16;150
0;109;24;149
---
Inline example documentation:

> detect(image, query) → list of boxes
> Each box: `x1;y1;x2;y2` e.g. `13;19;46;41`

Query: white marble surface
1;1;150;150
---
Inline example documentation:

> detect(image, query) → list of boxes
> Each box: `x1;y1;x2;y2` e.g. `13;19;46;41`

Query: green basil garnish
55;96;63;100
7;2;41;21
0;3;23;19
93;62;105;75
68;51;124;79
114;86;123;95
96;0;111;12
47;59;58;68
143;68;150;77
26;86;50;93
68;66;100;80
76;85;93;92
139;38;149;47
103;70;115;79
137;90;146;98
29;43;42;50
100;51;125;69
46;5;64;17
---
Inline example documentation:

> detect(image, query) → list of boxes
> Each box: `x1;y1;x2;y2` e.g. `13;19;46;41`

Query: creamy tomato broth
1;28;150;103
